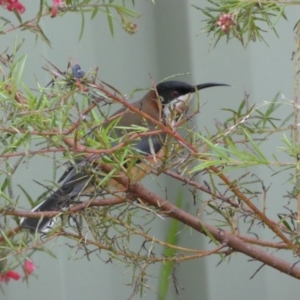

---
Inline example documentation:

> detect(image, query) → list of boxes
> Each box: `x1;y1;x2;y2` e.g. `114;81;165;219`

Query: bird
20;80;228;233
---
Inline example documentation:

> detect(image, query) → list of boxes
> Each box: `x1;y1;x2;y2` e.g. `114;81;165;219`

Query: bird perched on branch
21;80;228;233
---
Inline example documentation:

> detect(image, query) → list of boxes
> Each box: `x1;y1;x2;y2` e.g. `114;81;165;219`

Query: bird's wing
21;94;165;232
21;130;166;232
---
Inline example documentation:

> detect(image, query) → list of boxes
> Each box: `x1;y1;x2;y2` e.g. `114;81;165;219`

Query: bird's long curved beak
167;83;230;119
196;83;230;91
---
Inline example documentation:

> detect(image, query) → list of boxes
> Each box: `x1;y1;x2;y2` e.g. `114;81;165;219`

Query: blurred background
2;1;300;299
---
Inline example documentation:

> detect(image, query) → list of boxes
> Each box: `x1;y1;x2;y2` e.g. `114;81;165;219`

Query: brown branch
3;195;289;250
96;162;300;279
57;231;225;263
0;148;66;158
0;99;99;137
164;169;240;207
0;197;126;243
236;234;288;249
3;197;125;219
210;164;294;249
134;185;300;277
62;129;163;155
164;169;293;240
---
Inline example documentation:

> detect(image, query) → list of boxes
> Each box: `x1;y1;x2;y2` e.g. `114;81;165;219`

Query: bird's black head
156;80;229;106
156;81;195;106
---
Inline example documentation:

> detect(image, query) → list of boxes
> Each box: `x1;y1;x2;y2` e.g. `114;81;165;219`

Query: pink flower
1;0;25;14
7;1;25;14
52;0;63;17
24;260;35;275
216;13;235;33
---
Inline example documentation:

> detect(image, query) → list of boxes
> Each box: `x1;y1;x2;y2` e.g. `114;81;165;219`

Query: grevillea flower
0;270;21;282
216;13;235;33
24;260;35;275
7;2;25;13
52;0;63;17
1;0;25;14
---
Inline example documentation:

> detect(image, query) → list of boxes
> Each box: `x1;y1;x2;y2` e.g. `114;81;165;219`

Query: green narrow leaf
195;134;231;160
278;215;292;231
106;7;114;37
24;24;51;48
91;8;98;20
242;128;268;162
13;10;22;24
16;55;27;88
1;132;30;155
159;190;183;300
237;99;246;116
271;5;286;29
79;12;85;41
0;230;14;247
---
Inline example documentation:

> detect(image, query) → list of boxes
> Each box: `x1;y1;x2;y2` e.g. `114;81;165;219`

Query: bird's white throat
163;92;195;121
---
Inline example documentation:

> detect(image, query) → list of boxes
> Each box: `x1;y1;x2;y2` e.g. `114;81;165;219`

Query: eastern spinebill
21;80;228;232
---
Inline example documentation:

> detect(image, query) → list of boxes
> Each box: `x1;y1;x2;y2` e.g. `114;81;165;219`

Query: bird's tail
20;188;72;233
21;165;94;233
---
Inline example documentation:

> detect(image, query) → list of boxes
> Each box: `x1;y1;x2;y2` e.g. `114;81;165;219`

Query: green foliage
195;0;288;47
0;1;140;45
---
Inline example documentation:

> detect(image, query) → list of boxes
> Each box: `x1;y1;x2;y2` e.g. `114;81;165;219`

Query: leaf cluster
195;0;288;47
0;0;140;46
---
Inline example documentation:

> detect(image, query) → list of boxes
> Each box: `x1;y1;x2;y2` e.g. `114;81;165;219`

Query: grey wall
2;1;300;299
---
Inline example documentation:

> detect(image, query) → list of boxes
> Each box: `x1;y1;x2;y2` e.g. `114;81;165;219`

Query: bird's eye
171;91;179;98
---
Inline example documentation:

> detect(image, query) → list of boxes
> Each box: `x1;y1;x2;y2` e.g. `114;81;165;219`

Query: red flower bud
221;25;228;33
6;1;25;13
6;270;21;280
24;260;35;275
13;2;25;13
